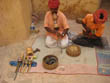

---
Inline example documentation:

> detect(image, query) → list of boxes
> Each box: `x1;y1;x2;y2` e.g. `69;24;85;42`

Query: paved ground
0;19;110;83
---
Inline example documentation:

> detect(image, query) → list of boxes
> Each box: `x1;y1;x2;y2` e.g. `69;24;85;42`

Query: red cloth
48;0;60;8
93;9;108;24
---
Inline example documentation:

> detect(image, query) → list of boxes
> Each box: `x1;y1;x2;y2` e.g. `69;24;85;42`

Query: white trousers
45;35;69;48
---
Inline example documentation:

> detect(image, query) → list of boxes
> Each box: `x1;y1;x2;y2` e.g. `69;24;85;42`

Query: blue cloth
9;61;37;67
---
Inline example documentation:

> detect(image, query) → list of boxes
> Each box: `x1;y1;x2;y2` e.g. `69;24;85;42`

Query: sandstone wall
0;0;32;46
32;0;101;19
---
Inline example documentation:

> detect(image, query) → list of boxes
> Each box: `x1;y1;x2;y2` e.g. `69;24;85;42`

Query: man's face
50;7;58;14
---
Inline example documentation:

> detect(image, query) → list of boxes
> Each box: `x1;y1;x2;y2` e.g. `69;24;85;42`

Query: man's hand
91;30;96;35
45;27;57;34
83;30;97;39
82;23;91;33
56;29;69;38
56;32;63;37
62;29;69;37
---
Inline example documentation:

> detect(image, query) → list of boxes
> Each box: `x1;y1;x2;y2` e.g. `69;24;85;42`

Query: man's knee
45;40;54;47
61;42;68;48
60;35;69;48
45;36;57;48
60;39;68;48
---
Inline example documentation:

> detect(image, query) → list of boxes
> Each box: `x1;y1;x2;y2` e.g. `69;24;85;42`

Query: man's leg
45;36;57;48
60;35;69;49
92;37;104;48
72;35;94;47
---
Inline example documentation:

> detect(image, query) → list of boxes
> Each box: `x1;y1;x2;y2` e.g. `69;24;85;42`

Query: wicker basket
43;55;58;70
66;45;81;57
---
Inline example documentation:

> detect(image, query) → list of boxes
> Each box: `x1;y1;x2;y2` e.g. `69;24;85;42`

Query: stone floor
0;19;110;83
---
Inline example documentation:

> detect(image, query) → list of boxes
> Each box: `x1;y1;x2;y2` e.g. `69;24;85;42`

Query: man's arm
82;22;91;33
44;27;56;34
76;16;91;33
45;27;65;38
44;12;58;34
61;13;69;36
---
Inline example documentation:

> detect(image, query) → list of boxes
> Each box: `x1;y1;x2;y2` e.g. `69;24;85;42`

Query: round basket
66;45;81;57
43;55;58;70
